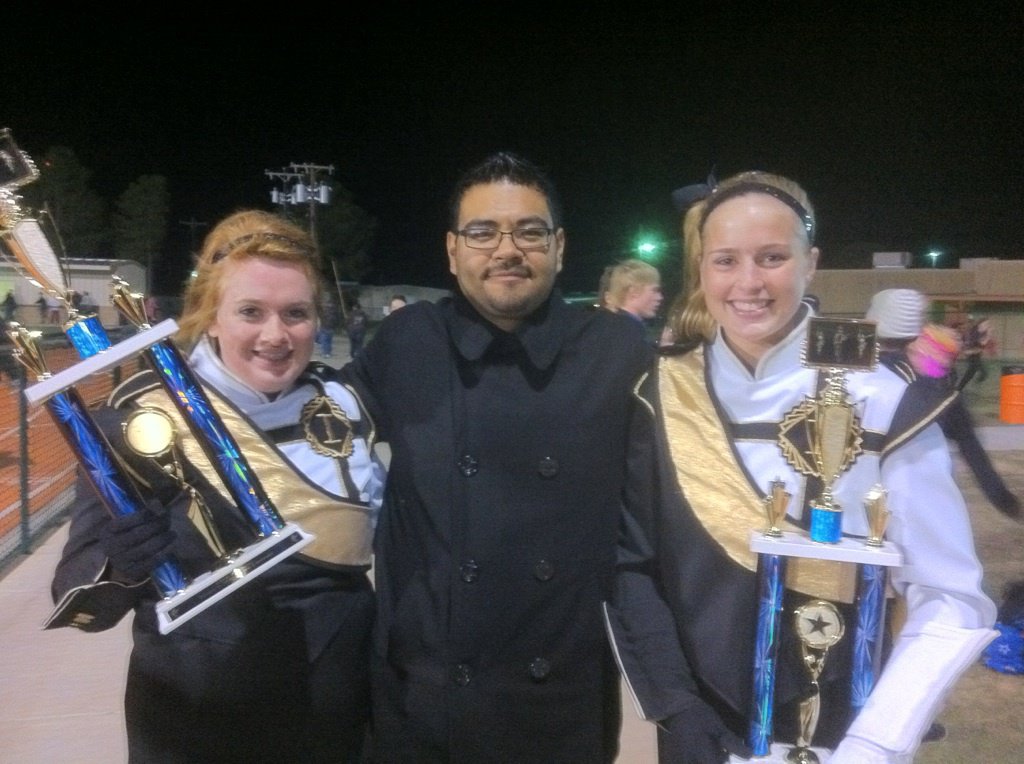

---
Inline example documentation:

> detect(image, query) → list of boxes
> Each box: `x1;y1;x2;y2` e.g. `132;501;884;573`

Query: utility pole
265;162;345;317
179;217;208;253
264;162;334;245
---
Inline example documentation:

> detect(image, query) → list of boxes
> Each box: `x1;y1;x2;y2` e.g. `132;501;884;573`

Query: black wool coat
345;291;656;763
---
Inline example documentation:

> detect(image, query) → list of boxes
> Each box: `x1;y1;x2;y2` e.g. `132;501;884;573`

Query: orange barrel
1000;366;1024;424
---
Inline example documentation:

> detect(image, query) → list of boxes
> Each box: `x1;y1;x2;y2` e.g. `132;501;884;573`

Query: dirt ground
916;442;1024;763
901;368;1024;762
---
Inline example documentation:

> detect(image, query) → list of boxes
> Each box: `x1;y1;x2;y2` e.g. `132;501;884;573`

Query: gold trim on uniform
134;386;374;567
659;347;856;603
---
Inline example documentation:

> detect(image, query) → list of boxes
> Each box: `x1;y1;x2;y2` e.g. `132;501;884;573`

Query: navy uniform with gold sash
608;311;996;762
49;338;384;763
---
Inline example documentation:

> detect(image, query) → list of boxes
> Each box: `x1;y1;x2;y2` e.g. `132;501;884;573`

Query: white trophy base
732;742;832;763
155;522;314;634
24;319;180;405
750;529;902;567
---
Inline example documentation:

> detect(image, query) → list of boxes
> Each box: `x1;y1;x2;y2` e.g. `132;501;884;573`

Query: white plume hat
865;288;928;339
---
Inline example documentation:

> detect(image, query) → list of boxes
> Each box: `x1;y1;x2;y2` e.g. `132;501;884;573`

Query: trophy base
750;529;902;567
155;522;315;634
732;743;832;763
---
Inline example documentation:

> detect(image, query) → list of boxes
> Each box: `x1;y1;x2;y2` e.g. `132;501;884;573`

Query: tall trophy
1;128;314;634
744;317;902;762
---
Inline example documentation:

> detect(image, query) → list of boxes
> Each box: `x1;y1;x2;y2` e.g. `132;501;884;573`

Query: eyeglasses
457;227;553;252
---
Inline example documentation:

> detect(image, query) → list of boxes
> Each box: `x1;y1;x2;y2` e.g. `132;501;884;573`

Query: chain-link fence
0;338;145;573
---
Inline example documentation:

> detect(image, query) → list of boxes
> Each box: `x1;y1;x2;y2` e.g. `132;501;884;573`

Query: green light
632;226;669;263
635;238;663;262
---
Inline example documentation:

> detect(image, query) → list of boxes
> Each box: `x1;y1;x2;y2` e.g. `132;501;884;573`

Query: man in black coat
345;152;656;762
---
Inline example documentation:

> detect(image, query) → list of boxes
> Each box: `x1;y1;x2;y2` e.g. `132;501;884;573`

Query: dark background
4;6;1021;296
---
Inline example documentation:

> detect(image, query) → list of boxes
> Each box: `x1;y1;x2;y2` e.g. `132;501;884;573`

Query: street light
927;250;941;268
633;226;666;263
265;162;335;243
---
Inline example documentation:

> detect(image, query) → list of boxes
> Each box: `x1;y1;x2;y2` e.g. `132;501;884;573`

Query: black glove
657;699;753;764
100;500;176;581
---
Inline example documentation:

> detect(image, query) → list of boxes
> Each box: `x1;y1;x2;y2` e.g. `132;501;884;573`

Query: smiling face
206;257;316;395
700;193;818;368
446;180;564;332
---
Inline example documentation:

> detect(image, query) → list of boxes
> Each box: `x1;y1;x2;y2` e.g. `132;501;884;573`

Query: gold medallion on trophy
788;600;846;764
123;407;228;558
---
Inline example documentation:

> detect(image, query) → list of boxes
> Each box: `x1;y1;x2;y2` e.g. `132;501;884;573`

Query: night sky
4;6;1021;296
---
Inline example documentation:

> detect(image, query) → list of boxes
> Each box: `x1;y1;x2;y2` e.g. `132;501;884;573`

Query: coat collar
444;288;576;370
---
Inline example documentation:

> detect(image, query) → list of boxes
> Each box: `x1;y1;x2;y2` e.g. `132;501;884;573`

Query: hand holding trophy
7;132;381;760
2;128;314;633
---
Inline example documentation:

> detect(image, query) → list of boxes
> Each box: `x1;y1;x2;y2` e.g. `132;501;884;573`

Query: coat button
537;456;559;478
457;454;479;477
528;658;551;681
533;560;554;581
451;663;472;686
460;560;480;583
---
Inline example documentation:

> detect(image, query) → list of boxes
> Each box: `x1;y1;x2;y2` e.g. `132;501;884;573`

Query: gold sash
136;387;374;567
659;348;856;603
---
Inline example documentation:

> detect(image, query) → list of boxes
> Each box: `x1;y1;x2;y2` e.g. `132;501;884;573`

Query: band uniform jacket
607;315;995;756
48;354;381;764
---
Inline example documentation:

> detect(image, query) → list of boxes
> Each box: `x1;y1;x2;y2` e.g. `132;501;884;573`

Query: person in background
316;291;338;357
602;258;664;340
345;301;368;358
3;289;17;323
867;288;1020;518
607;170;996;763
344;151;656;762
957;314;995;389
387;294;408;314
143;294;160;324
44;292;62;324
49;209;385;763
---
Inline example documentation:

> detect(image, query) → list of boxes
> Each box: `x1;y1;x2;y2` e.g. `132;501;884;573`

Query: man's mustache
485;264;531;279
